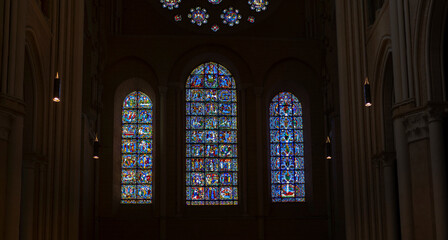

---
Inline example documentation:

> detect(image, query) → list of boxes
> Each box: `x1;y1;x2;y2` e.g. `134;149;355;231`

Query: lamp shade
93;136;100;159
326;136;332;160
364;77;372;107
53;72;61;102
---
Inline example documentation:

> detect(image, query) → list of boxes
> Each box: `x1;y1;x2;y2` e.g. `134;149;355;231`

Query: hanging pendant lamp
364;77;372;107
53;72;61;102
326;136;332;160
93;134;100;159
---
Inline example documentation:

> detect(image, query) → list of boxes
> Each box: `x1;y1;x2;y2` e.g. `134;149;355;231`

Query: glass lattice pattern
270;92;305;202
121;91;153;204
186;62;238;205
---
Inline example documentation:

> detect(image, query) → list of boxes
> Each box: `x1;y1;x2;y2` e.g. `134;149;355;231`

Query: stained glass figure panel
121;91;153;204
270;92;305;203
186;62;238;205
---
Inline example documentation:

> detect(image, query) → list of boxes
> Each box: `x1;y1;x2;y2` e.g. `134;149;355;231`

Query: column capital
0;93;25;116
403;111;429;143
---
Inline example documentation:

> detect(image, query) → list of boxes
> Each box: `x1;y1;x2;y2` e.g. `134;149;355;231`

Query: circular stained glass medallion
248;0;268;12
160;0;181;10
157;0;273;32
220;7;242;27
188;7;209;26
208;0;222;4
211;25;220;32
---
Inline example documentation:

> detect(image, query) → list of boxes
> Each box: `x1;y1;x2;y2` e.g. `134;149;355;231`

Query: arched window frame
264;84;314;210
113;78;157;207
269;92;306;203
184;62;240;206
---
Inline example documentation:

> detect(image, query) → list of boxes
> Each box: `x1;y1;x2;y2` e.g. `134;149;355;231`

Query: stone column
0;113;11;239
404;112;434;240
393;117;413;239
19;155;36;240
380;153;400;240
254;87;264;240
159;86;167;240
0;97;25;240
427;105;447;240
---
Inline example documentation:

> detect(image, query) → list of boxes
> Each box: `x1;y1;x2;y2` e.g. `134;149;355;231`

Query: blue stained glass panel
137;185;151;199
205;102;218;115
123;93;137;108
122;170;136;184
206;173;219;185
205;131;218;143
294;117;303;129
219;159;232;171
206;187;220;200
205;75;218;88
219;131;236;143
138;139;152;153
218;90;235;102
270;117;279;129
270;92;305;203
138;155;152;169
191;159;204;171
204;89;218;101
219;117;236;129
121;185;136;199
205;117;218;129
122;110;137;123
186;62;238;205
138;110;152;123
121;91;153;204
137;170;152;184
138;94;152;108
138;125;152;138
122;155;137;168
271;157;281;170
205;159;219;171
190;117;204;129
205;145;219;157
280;130;294;143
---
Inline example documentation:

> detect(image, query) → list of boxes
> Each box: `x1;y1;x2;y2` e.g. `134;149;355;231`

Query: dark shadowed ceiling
119;0;310;38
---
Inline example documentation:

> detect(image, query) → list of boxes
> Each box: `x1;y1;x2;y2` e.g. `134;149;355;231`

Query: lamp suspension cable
52;0;62;102
361;0;372;107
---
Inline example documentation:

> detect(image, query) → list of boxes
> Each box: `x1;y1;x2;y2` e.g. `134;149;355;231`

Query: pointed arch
269;92;305;202
121;91;153;204
185;62;238;205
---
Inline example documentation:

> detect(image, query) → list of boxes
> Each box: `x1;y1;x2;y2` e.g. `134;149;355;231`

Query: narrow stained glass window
270;92;305;203
186;62;238;206
121;91;153;204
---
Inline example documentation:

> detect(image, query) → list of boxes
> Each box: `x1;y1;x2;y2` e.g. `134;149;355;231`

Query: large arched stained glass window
121;91;153;204
270;92;305;202
186;62;238;205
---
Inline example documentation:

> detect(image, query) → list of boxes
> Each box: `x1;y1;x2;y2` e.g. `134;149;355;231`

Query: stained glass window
188;7;209;26
160;0;181;10
221;7;242;26
248;0;269;12
270;92;305;203
121;91;153;204
186;62;238;205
